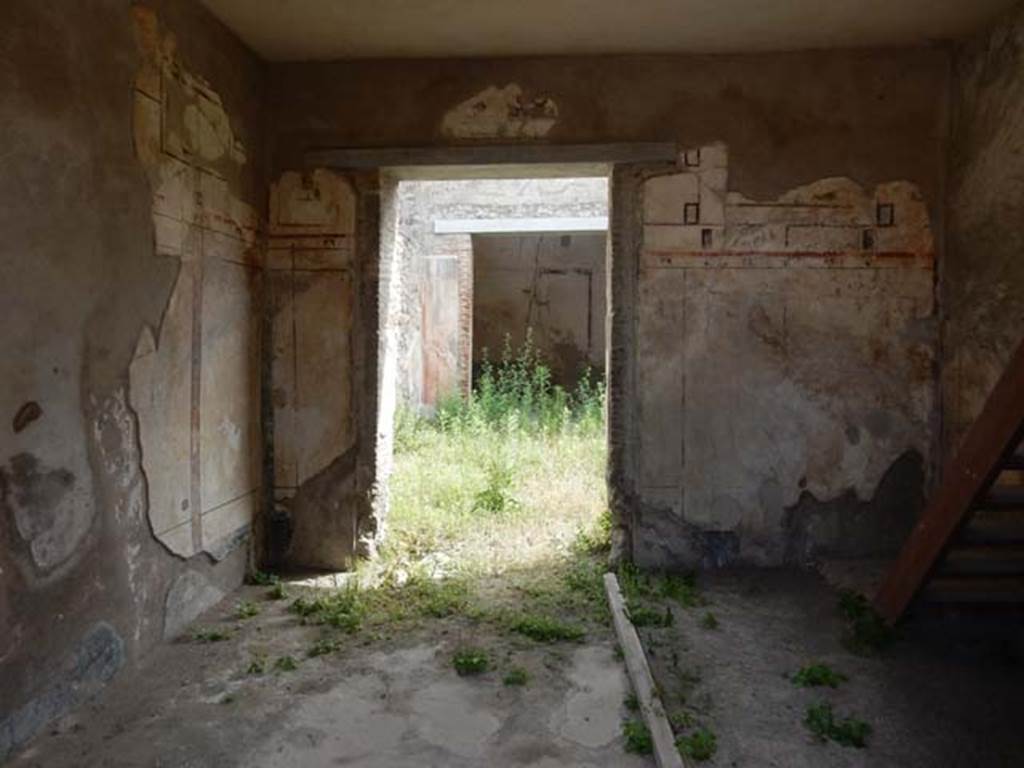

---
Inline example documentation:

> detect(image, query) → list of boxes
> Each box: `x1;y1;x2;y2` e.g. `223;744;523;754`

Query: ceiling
199;0;1015;62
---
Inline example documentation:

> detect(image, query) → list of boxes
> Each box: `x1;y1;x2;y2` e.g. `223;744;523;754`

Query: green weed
267;582;288;600
677;728;717;761
627;601;673;628
511;615;585;643
249;571;280;586
308;638;341;657
622;719;653;754
452;647;489;676
290;587;364;633
235;601;261;620
274;655;298;672
700;612;719;630
192;628;230;643
792;663;847;688
805;702;872;748
246;656;266;675
624;693;640;711
837;589;894;655
503;667;529;686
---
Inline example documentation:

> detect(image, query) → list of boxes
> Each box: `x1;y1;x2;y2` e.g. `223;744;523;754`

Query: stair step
1002;453;1024;471
940;545;1024;575
922;576;1024;604
962;510;1024;544
974;486;1024;510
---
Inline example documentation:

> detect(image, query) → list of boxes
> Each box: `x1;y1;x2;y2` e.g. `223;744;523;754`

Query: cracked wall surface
633;145;936;566
0;1;265;758
944;3;1024;456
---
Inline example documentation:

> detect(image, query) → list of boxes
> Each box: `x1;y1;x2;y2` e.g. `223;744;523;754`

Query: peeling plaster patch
0;622;124;762
163;570;225;640
129;7;260;562
90;389;150;645
0;453;92;574
784;450;925;563
441;84;558;140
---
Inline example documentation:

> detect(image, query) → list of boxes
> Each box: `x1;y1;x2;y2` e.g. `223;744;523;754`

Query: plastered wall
472;233;607;387
632;144;936;567
270;50;949;569
943;2;1024;455
267;170;361;570
0;1;266;757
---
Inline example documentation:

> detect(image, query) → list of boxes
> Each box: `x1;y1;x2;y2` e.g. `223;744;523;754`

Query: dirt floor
8;578;652;768
640;569;1024;767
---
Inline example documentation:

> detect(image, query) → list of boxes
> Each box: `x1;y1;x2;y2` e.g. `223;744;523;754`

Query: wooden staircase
874;337;1024;623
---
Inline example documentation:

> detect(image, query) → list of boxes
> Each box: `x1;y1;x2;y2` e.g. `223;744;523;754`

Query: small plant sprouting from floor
267;582;288;600
624;693;640;712
472;457;520;515
511;615;585;643
700;612;719;630
805;702;872;748
249;571;280;586
192;627;230;643
503;667;529;686
627;601;673;628
792;663;847;688
246;656;267;675
677;727;717;762
452;647;489;676
622;719;653;754
274;655;299;672
291;586;364;633
837;589;895;656
669;710;696;731
613;644;624;661
308;638;341;657
235;600;261;620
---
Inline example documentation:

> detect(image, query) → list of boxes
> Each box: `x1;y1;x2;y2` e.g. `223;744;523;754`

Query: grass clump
387;333;607;577
622;719;653;754
511;615;585;643
235;600;261;620
677;728;717;762
308;638;341;657
627;601;673;628
267;582;288;600
192;627;230;643
624;693;640;712
805;702;872;748
246;656;266;675
248;570;279;586
838;589;894;655
274;655;299;672
452;647;489;676
503;667;529;686
290;586;364;633
792;663;847;688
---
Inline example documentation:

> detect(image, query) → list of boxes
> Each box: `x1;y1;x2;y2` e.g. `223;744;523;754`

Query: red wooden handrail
874;335;1024;623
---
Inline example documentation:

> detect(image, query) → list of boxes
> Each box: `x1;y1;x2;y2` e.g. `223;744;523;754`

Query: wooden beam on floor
604;572;688;768
874;335;1024;623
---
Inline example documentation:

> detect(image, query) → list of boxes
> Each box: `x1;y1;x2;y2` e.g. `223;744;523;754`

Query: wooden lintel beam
303;142;679;169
